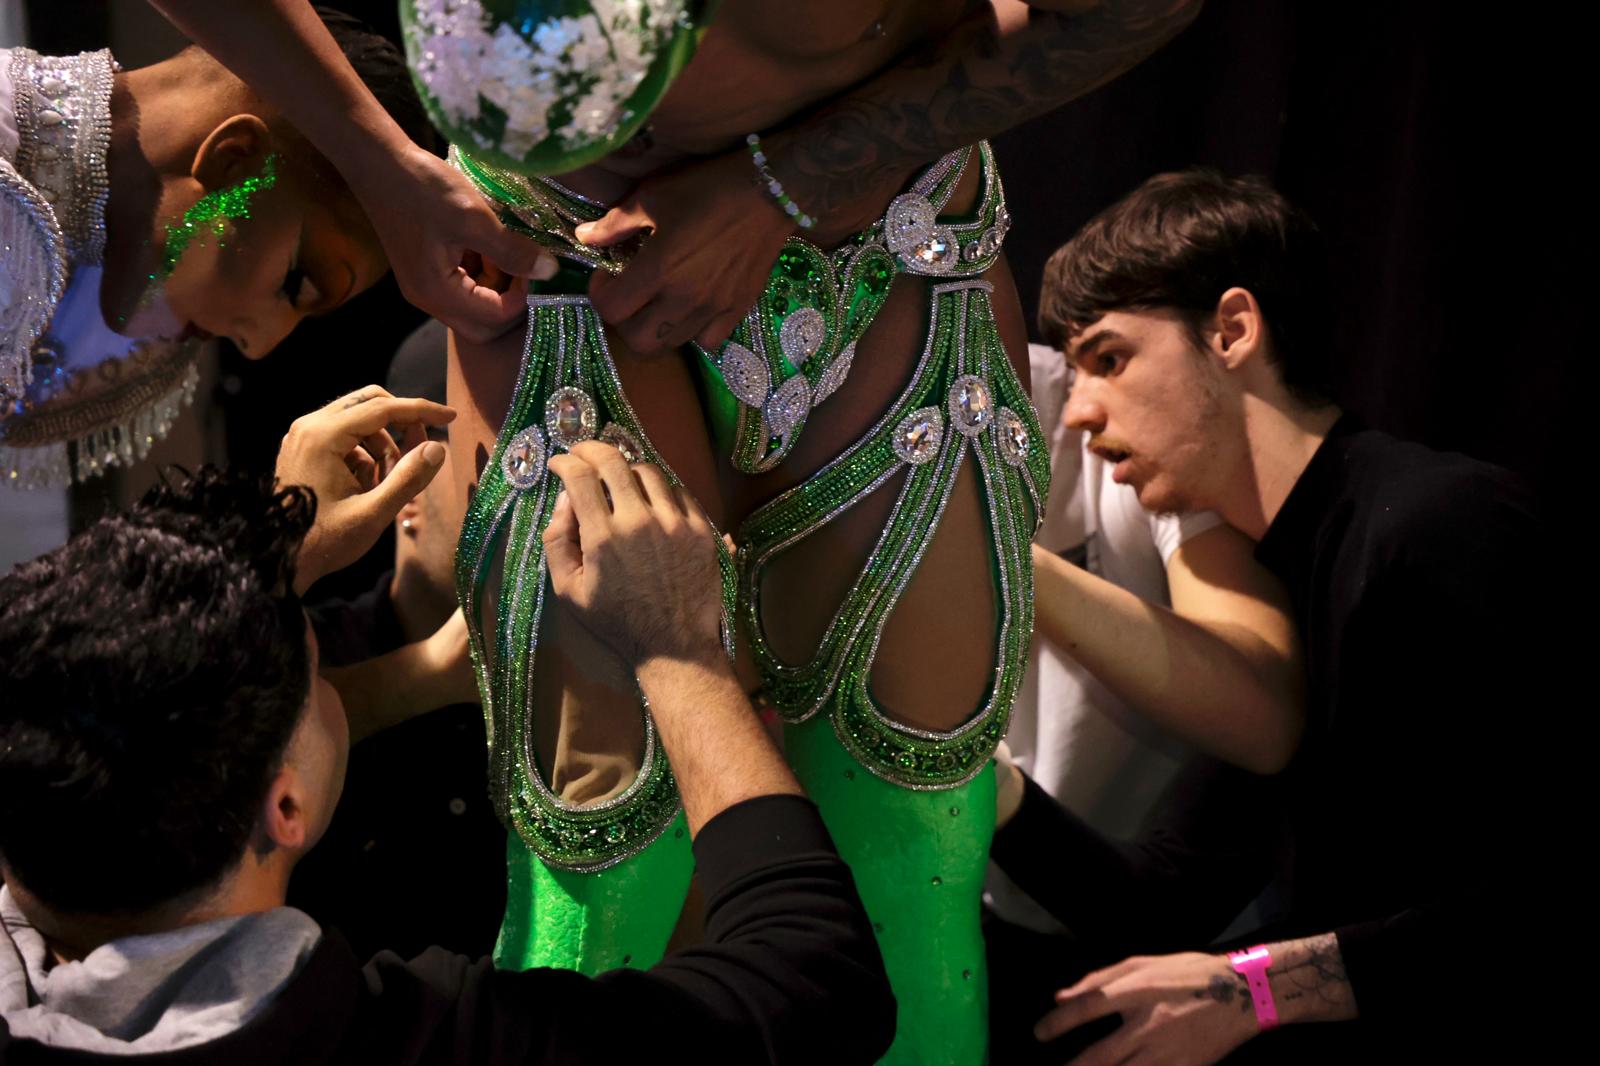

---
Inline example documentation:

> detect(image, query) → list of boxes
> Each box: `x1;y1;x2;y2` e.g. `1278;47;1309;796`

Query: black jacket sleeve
365;794;895;1066
991;758;1285;957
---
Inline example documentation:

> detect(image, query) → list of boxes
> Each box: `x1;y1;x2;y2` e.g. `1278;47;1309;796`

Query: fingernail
534;256;558;280
573;222;594;244
422;441;445;465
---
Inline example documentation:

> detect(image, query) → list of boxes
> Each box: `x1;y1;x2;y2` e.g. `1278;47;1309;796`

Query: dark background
34;0;1581;571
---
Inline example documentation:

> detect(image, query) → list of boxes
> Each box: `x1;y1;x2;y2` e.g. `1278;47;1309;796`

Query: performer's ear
191;114;272;191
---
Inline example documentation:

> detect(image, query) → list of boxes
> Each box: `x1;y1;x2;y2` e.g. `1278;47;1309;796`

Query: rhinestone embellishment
813;341;856;406
763;373;812;439
910;228;959;274
501;426;547;489
779;306;827;368
544;386;597;449
885;193;936;256
995;406;1030;466
720;341;771;408
948;375;993;437
892;406;945;465
599;422;644;462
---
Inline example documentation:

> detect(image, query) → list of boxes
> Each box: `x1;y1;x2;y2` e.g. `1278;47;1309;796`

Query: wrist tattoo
1271;933;1358;1021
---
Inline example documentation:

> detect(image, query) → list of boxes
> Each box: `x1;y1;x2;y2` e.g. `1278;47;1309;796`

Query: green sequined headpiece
402;0;716;175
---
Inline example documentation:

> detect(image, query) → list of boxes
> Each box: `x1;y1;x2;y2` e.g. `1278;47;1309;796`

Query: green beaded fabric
740;275;1049;789
454;293;737;873
695;143;1015;475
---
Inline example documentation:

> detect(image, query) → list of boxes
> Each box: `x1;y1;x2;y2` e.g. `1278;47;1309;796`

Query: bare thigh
737;172;1032;734
448;325;725;805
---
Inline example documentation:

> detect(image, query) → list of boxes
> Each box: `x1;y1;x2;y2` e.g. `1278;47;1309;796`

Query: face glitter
159;153;279;280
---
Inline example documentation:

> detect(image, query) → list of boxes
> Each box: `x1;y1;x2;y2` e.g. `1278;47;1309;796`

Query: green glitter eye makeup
159;152;279;281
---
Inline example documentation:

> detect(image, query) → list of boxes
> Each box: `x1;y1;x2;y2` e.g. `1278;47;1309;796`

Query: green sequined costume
455;143;1047;1062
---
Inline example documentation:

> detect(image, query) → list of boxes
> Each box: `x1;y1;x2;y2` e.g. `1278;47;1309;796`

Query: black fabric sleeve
1320;477;1562;1042
991;759;1285;957
366;794;895;1066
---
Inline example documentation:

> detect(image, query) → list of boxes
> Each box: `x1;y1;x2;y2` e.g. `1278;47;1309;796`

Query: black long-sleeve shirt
0;795;897;1065
993;417;1560;1049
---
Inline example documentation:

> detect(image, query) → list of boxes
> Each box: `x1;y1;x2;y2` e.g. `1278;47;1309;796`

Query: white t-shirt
986;345;1222;932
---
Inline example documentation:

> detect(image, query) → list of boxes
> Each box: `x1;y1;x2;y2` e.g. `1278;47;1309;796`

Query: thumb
542;490;583;595
365;440;447;524
482;225;558;281
574;202;654;248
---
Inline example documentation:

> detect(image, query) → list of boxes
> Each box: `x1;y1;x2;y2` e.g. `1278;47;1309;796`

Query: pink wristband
1228;945;1280;1031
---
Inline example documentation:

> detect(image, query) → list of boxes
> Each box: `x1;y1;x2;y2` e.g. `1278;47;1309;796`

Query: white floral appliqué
407;0;687;157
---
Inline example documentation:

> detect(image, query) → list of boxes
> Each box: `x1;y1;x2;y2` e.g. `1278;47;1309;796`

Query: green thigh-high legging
787;719;996;1065
494;812;693;972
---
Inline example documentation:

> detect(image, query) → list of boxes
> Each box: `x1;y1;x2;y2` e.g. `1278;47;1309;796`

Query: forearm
324;640;463;742
635;654;805;836
1033;544;1298;772
992;764;1277;953
769;0;1202;218
1261;933;1359;1025
146;0;411;171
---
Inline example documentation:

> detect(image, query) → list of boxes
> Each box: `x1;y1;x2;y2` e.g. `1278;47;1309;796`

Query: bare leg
743;162;1032;734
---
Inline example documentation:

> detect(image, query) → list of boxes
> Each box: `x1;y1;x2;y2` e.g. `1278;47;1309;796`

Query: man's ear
259;765;309;852
1211;287;1266;371
191;114;273;191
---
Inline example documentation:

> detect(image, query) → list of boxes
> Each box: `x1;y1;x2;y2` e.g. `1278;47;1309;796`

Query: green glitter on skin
159;153;279;280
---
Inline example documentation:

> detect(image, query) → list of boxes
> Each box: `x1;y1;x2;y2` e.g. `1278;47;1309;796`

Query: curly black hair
0;468;318;915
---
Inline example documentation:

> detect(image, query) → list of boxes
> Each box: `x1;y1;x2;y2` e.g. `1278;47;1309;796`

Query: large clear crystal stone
544;386;597;448
720;341;770;408
501;426;547;489
885;194;936;256
599;422;643;462
813;341;856;406
996;407;1030;466
910;227;958;273
779;306;827;368
892;406;945;465
948;375;992;437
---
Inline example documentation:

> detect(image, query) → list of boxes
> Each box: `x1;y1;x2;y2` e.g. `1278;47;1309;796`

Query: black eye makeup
281;262;309;308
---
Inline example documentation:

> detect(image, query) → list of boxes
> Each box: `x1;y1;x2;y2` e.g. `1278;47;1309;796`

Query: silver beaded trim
9;48;116;265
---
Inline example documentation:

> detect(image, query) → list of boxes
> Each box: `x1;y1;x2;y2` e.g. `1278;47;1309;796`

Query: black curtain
993;0;1582;513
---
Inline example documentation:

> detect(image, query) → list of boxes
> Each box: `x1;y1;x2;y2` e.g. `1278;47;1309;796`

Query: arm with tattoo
768;0;1205;223
1266;932;1360;1025
577;1;1202;351
1034;932;1357;1064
